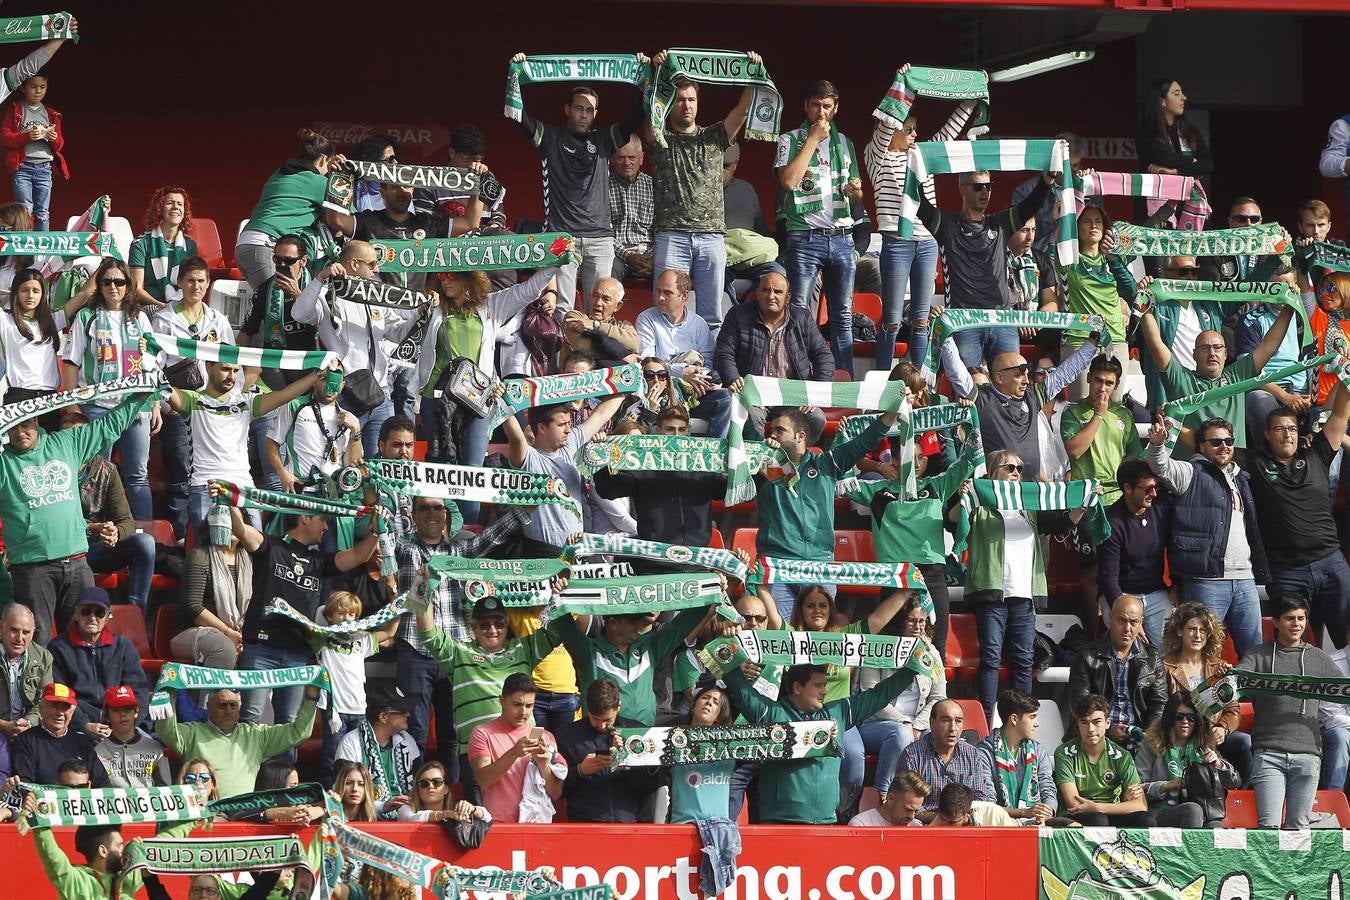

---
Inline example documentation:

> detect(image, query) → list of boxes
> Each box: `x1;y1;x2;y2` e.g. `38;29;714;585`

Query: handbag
339;308;385;415
434;357;498;419
1184;760;1228;826
163;357;205;390
448;816;491;849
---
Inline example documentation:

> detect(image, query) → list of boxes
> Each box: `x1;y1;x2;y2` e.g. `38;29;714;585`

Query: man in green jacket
155;685;320;797
29;812;196;900
724;661;917;824
0;391;155;645
0;603;53;745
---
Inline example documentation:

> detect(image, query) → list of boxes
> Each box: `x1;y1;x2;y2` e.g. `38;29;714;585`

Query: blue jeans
878;234;938;371
1320;724;1350;790
654;231;727;332
784;231;856;374
248;409;282;491
13;160;52;230
1251;749;1321;828
388;365;417;421
82;405;152;520
1134;588;1173;651
238;643;311;729
690;388;732;439
844;720;913;795
86;533;156;611
975;597;1036;724
322;710;365;785
159;410;190;540
1182;579;1263;657
951;325;1020;371
1269;552;1350;650
419;396;490;523
397;641;459;777
341;393;395;460
533;690;580;736
1222;729;1254;788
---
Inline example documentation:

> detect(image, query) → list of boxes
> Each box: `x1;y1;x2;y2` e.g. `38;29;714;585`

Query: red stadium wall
6;821;1039;900
35;3;1350;245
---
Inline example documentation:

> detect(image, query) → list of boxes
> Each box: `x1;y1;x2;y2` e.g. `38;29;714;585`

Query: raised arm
1325;381;1350;452
1139;311;1172;372
256;368;326;416
502;408;530;468
721;51;763;143
580;393;627;444
1249;305;1295;372
1145;413;1194;494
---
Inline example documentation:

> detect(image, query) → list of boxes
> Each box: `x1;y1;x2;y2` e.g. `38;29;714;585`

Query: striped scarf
1009;250;1040;306
752;558;932;618
700;630;944;681
565;533;750;581
1301;239;1350;279
958;478;1111;548
726;374;908;505
19;784;204;832
781;123;853;220
1074;172;1210;231
989;729;1040;810
0;230;119;259
145;332;335;370
505;54;651;121
612;722;840;767
1111;222;1291;258
122;835;312;879
872;66;989;130
898;139;1077;264
1137;278;1312;345
149;662;330;720
0;12;76;43
264;595;409;635
488;362;643;431
576;432;786;478
544;572;724;622
38;194;105;276
924;309;1105;379
648;49;781;145
0;373;160;431
366;458;582;516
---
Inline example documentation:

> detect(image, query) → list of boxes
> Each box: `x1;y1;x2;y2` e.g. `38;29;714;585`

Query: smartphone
529;726;545;743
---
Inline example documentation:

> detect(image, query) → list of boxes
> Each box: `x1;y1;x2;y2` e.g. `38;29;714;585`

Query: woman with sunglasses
962;449;1095;723
1161;602;1252;786
61;256;159;519
397;760;491;824
854;594;947;801
179;757;219;805
1135;692;1237;827
865;63;984;371
628;356;695;431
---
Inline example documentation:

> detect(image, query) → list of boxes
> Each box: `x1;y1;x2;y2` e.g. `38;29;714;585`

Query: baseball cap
76;586;111;611
471;595;507;622
43;683;76;705
367;685;415;718
103;685;139;709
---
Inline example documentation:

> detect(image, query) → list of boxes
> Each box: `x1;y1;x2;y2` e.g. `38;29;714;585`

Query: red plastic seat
731;527;758;564
945;613;979;681
152;608;176;660
1237;701;1254;734
108;605;164;679
614;287;652;323
1313;790;1350;826
192;217;227;271
956;698;990;739
414;440;428;461
1224;790;1257;827
1222;634;1237;665
834;531;875;563
708;528;725;550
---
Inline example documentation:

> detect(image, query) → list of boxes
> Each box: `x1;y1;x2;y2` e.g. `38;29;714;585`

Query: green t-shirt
1160;354;1259;448
1056;252;1133;345
1054;736;1139;804
244;167;328;240
128;229;200;303
669;760;734;824
424;312;485;398
847;448;975;565
1060;401;1143;506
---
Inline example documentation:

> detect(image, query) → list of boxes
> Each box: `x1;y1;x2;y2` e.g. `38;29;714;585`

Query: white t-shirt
999;510;1036;598
1171;303;1202;372
319;631;376;716
179;388;262;486
848;808;924;827
0;308;66;390
522;428;587;547
271;399;351;480
151;303;235;382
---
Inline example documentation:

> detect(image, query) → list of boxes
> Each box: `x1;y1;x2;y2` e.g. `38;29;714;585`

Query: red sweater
0;100;67;178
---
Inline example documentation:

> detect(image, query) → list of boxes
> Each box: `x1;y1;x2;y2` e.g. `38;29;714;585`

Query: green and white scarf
38;194;106;277
506;54;651;121
726;374;908;505
1139;277;1310;328
122;836;313;883
611;721;840;768
146;332;336;370
872;66;989;130
988;729;1040;810
0;230;119;258
1160;353;1341;453
20;784;204;832
370;232;575;272
566;533;750;581
259;268;311;350
958;478;1111;548
924;308;1105;379
532;887;614;900
1110;222;1291;258
205;782;330;821
751;557;924;591
782;125;853;220
0;373;160;431
428;554;567;587
367;458;582;515
149;662;330;720
456;868;563;895
1010;250;1041;304
0;12;76;43
210;480;370;519
577;432;785;478
699;630;944;681
648;48;781;145
334;823;457;898
264;595;408;635
1192;668;1350;718
330;276;436;311
899;139;1076;264
545;572;723;622
1301;239;1350;278
86;305;148;385
359;718;412;806
834;403;977;444
488;362;643;431
341;159;479;194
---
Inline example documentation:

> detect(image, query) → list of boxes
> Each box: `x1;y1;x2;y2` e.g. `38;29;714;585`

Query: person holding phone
555;678;658;823
468;672;567;823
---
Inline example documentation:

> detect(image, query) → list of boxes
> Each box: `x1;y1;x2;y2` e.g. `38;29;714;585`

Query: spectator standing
1235;270;1311;453
609;136;654;282
0;269;77;426
1055;208;1137;390
1135;79;1213;188
2;73;64;232
1320;115;1350;240
266;367;363;494
556;678;655;822
468;673;567;823
1068;595;1170;745
311;590;393;784
1098;458;1174;648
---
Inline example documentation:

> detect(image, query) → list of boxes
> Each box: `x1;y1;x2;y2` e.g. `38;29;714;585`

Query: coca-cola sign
310;121;450;157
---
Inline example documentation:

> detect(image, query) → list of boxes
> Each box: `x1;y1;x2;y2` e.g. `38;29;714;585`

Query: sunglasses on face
1203;437;1236;447
475;620;506;631
999;463;1024;474
417;777;446;789
966;182;992;192
77;606;108;618
272;256;301;267
643;370;670;381
99;277;128;288
1231;214;1262;225
998;364;1029;377
1173;712;1198;723
742;614;768;624
183;773;213;784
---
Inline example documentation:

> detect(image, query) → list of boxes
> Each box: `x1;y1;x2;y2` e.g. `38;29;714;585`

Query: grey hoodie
1238;640;1342;756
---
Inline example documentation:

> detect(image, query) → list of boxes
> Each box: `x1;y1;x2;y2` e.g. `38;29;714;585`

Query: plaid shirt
898;733;992;810
609;171;654;256
394;508;528;655
1109;642;1142;728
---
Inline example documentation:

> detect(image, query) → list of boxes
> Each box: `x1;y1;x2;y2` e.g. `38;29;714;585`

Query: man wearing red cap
48;587;149;735
93;685;169;789
11;681;109;786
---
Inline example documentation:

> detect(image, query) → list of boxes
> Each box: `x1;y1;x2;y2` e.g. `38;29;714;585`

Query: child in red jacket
1;74;68;231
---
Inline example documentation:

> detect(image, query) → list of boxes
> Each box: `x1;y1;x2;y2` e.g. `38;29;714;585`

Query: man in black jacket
555;678;656;822
713;271;833;443
1068;595;1169;748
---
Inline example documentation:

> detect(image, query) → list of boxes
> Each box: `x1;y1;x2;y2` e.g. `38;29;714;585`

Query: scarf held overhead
1073;172;1210;231
0;12;76;43
121;835;313;878
925;308;1105;378
566;533;750;582
367;458;582;515
545;572;723;622
898;139;1077;264
370;232;575;272
506;54;651;121
648;49;781;145
611;722;840;768
1137;278;1312;345
329;276;437;310
1110;222;1291;258
576;432;785;478
38;194;106;276
700;630;944;681
0;230;116;258
488;363;643;431
872;66;989;130
264;595;408;636
145;332;336;371
957;478;1111;549
0;373;160;431
149;662;329;719
211;480;370;519
21;784;205;831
